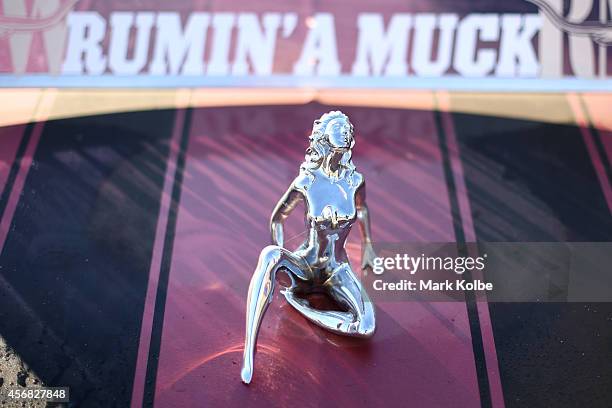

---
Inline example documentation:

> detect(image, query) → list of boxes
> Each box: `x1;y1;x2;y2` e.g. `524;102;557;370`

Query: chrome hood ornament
241;111;377;384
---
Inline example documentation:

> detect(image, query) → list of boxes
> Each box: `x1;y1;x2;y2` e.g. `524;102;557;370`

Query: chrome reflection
241;111;376;384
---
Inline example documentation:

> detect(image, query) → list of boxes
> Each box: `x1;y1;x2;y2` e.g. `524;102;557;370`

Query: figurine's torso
294;168;363;275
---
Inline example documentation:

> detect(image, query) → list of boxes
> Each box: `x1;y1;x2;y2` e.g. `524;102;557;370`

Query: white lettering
232;13;282;75
207;13;235;75
62;12;107;75
351;13;412;76
412;13;458;76
149;12;209;75
293;13;341;75
496;14;541;77
109;12;154;75
454;14;499;77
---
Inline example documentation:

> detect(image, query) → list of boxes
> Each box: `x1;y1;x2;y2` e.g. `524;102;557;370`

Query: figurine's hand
360;242;377;271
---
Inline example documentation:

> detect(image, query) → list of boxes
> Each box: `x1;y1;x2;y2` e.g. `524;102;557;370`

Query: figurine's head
302;111;356;177
312;111;354;152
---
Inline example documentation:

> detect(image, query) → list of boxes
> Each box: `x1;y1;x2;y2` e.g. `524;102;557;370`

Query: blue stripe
2;74;612;92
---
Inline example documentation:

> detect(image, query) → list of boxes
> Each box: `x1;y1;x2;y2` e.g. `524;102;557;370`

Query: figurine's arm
355;181;377;270
270;185;303;248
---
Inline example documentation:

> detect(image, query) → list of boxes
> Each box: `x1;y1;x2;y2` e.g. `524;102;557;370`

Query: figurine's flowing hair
300;111;356;182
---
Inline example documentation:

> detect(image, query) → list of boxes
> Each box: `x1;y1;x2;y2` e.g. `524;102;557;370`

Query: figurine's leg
283;263;375;338
324;263;376;338
241;245;309;384
283;290;355;334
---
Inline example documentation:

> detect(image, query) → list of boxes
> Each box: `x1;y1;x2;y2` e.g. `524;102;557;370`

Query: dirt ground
0;335;57;408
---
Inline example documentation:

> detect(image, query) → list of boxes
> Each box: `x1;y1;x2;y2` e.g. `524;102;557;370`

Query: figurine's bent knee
256;245;309;282
253;245;283;279
356;302;376;338
258;245;282;265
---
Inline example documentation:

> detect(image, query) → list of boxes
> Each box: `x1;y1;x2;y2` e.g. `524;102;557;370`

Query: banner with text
1;0;611;89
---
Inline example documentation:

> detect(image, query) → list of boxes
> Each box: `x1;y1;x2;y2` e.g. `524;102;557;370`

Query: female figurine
241;111;376;384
